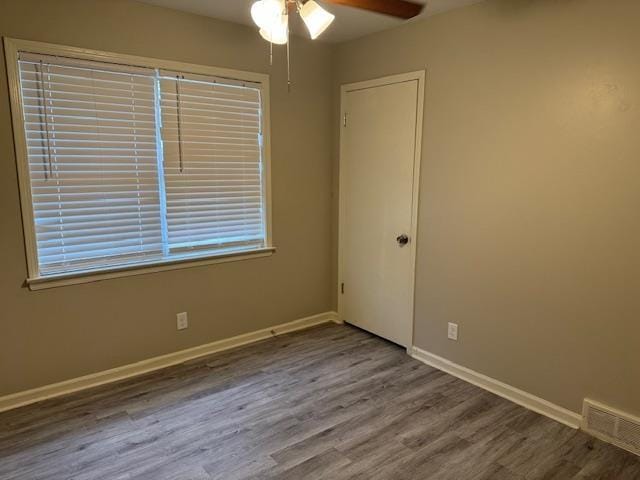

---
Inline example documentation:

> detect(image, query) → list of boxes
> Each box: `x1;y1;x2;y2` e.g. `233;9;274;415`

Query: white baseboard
0;311;339;414
410;346;582;429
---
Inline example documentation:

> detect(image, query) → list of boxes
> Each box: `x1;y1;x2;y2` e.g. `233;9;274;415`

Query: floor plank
0;323;638;479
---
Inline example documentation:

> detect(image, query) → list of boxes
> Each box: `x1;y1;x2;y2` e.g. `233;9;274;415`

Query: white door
339;75;423;348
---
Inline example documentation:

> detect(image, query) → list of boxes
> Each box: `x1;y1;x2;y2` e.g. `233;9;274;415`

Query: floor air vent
583;399;640;456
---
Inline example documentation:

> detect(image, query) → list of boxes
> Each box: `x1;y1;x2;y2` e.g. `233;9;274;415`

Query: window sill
26;247;276;291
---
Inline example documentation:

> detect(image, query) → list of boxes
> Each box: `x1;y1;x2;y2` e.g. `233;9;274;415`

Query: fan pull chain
37;60;53;180
175;74;184;173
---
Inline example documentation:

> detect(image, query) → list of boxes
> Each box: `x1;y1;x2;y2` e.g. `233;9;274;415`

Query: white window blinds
16;52;268;279
19;54;163;275
159;71;265;253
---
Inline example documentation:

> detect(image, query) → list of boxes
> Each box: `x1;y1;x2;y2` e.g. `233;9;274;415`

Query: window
6;39;272;288
159;71;265;255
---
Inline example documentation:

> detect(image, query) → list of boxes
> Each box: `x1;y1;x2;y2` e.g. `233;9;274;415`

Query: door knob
396;234;409;246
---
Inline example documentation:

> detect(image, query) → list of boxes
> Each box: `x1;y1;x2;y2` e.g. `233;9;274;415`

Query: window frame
4;37;274;290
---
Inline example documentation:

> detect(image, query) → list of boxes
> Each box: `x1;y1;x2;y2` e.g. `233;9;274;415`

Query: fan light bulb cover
299;0;335;40
259;13;289;45
251;0;285;30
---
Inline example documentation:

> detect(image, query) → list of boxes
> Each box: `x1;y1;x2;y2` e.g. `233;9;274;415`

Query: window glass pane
19;54;163;275
159;74;265;254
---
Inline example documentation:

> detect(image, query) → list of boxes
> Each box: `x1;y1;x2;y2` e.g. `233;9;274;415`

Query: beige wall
334;0;640;417
0;0;333;396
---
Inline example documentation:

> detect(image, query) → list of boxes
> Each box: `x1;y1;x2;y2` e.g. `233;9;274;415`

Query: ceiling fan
251;0;424;88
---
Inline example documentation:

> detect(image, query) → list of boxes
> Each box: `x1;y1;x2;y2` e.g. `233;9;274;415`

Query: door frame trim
337;71;426;348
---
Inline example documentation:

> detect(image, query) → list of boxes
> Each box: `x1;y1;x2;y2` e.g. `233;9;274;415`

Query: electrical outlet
447;322;458;341
176;312;188;330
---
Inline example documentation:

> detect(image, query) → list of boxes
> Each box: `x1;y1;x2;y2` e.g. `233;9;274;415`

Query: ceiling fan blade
322;0;424;19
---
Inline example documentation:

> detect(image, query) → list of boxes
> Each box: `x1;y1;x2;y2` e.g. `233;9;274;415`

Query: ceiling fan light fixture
251;0;285;30
299;0;335;40
250;0;423;91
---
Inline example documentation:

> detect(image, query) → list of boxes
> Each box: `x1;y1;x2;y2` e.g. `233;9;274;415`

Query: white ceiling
138;0;484;43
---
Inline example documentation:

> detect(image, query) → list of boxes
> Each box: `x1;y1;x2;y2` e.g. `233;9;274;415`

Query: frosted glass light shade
251;0;285;30
299;0;335;39
259;13;289;45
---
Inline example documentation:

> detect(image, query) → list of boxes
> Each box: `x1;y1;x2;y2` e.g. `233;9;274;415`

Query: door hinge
341;282;344;294
343;113;347;127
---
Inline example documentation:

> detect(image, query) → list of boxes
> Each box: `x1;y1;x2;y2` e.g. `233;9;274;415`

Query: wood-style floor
1;323;639;480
